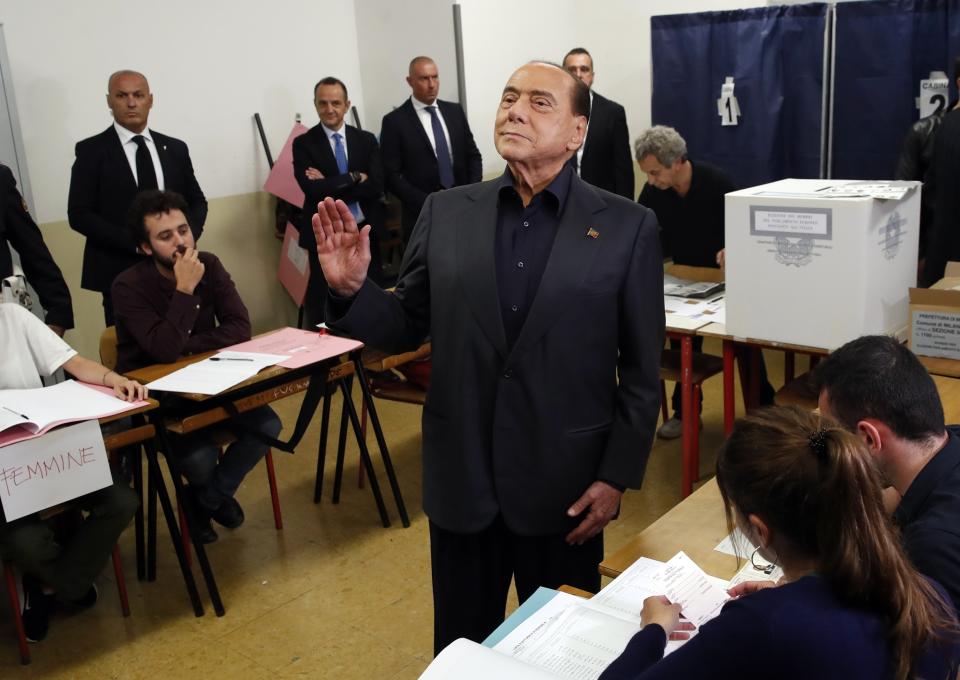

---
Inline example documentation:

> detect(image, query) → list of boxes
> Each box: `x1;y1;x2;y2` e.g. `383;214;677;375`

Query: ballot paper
713;528;757;557
419;552;735;679
651;551;730;628
145;351;289;395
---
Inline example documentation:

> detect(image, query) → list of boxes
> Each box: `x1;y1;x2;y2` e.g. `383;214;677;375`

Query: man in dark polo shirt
112;190;281;543
816;335;960;613
636;125;772;438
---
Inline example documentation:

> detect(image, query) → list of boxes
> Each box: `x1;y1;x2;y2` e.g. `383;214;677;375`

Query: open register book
420;551;742;679
0;380;149;448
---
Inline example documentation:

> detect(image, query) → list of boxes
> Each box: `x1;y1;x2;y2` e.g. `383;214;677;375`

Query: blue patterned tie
333;132;362;221
426;106;455;189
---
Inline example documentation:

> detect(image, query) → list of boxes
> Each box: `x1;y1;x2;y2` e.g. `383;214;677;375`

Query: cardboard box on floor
725;179;920;350
910;262;960;361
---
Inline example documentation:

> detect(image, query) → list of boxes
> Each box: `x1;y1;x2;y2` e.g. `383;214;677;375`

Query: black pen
209;357;254;362
2;405;29;420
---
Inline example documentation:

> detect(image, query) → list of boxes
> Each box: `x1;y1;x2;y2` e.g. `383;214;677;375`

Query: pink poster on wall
263;123;309;208
277;222;310;308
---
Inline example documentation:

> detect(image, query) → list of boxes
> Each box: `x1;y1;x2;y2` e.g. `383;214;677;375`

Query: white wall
353;0;459;137
0;0;365;223
457;0;579;177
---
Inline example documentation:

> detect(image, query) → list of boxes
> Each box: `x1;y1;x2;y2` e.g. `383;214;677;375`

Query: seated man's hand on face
173;247;205;295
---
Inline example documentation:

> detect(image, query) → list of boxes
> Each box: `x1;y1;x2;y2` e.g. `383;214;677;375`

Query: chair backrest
99;326;118;370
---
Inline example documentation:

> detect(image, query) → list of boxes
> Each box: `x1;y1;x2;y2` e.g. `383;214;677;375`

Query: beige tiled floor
0;340;793;679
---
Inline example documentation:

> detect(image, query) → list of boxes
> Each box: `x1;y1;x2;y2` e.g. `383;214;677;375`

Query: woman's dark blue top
599;575;959;680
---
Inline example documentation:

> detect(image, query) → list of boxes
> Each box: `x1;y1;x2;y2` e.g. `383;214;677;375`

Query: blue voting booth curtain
832;0;960;179
650;4;827;189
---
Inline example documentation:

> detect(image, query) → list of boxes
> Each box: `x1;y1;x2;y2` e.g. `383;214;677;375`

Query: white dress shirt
113;122;165;189
411;96;453;163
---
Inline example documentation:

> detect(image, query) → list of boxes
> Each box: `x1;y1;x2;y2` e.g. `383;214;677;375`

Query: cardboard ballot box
725;179;920;350
910;263;960;361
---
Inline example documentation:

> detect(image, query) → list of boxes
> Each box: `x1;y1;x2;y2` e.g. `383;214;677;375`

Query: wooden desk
601;479;738;580
125;334;411;616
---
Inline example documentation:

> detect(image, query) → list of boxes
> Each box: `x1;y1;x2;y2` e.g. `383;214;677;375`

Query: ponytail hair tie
808;429;829;461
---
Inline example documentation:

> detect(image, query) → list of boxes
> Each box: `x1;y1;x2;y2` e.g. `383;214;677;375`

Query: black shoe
60;584;98;612
185;485;219;544
210;497;245;529
21;575;52;643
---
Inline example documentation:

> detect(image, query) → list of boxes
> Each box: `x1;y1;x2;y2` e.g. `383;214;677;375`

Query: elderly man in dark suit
68;70;207;325
1;163;73;334
563;48;635;199
312;61;663;654
293;76;384;325
380;56;482;242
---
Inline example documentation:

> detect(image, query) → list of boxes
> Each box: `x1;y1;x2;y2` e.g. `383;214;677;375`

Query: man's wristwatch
350;171;361;184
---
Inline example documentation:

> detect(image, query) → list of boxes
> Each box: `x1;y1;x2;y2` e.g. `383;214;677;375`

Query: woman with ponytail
600;406;960;680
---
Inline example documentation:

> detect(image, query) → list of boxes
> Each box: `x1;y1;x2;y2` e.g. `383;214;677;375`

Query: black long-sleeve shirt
112;252;251;373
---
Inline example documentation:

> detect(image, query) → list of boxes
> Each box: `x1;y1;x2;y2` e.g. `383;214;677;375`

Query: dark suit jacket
380;98;482;231
292;123;384;252
329;173;664;535
580;92;635;200
68;126;207;293
0;164;73;329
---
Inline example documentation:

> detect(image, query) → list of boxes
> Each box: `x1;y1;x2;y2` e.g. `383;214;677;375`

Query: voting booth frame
651;0;960;188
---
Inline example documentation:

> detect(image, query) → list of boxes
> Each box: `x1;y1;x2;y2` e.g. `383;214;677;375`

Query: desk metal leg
680;336;694;499
132;444;145;581
723;340;736;436
154;427;225;616
313;381;333;503
337;378;391;528
143;439;204;616
332;378;352;504
147;450;157;582
353;357;410;527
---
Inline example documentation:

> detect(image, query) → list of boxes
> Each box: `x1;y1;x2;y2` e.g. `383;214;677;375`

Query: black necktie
133;135;158;190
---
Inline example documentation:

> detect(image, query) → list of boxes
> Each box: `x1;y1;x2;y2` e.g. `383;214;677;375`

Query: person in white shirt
0;303;143;642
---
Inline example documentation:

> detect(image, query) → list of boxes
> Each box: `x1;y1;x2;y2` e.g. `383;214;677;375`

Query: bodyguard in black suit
313;62;663;654
563;48;635;199
68;70;207;324
293;77;384;324
380;56;482;240
0;164;73;332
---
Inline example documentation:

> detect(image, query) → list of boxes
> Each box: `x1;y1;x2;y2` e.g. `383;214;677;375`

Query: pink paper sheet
262;123;309;208
225;327;363;369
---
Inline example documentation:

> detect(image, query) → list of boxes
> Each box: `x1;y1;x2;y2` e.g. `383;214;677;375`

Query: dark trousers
669;340;776;416
0;484;138;600
429;515;603;656
169;405;280;509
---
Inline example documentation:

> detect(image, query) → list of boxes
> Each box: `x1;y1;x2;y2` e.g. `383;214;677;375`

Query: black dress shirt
637;160;734;267
112;253;251;373
894;426;960;613
495;165;572;349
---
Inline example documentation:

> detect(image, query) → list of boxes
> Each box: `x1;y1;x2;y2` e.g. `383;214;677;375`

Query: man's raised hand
312;197;371;297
